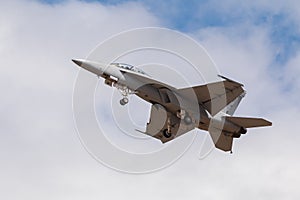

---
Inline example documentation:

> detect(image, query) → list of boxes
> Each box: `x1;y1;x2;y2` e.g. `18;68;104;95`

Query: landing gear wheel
120;97;129;106
163;129;172;138
183;115;192;125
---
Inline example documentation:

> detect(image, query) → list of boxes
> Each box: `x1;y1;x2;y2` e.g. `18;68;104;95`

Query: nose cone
72;58;104;76
72;59;83;66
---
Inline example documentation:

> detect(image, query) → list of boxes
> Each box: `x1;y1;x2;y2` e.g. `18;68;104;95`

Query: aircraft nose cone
72;59;83;66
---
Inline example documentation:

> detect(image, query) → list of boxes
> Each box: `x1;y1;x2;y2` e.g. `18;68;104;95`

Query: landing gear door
143;104;197;143
145;104;168;137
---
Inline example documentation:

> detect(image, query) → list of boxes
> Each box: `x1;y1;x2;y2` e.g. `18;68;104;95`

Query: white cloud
0;0;299;200
189;14;300;200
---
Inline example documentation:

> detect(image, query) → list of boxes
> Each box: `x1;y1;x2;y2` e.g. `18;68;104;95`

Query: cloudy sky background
1;0;300;199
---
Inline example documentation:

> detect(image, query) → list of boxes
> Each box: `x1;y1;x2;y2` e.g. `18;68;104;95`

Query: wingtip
218;75;244;86
261;118;272;126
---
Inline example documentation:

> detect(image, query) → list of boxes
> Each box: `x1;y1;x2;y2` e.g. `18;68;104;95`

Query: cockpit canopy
112;63;148;75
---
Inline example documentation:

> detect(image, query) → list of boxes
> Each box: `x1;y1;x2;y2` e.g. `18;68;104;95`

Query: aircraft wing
122;70;244;117
178;77;245;116
120;69;177;90
142;104;196;143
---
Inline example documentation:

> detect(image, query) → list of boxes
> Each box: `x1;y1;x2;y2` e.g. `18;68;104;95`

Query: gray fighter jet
72;59;272;153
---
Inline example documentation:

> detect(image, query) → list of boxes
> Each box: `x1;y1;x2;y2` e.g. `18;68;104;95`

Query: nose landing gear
113;82;135;106
120;97;129;105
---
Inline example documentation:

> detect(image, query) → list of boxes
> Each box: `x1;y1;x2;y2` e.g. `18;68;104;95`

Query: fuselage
72;59;247;138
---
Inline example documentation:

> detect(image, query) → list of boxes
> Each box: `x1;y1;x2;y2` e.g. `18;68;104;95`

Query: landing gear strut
113;82;135;106
177;110;193;125
163;117;172;138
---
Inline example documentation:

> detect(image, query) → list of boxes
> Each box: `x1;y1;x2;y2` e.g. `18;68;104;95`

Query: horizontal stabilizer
225;116;272;128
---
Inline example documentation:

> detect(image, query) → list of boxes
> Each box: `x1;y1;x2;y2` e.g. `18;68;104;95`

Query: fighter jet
72;59;272;153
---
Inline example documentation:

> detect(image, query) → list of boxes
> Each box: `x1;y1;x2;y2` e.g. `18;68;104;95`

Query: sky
0;0;300;199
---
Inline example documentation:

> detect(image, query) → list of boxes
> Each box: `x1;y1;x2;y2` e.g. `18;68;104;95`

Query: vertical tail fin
208;128;233;152
223;92;246;115
208;116;272;152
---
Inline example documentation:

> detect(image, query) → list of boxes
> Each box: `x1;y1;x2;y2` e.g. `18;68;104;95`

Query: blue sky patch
39;0;300;64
